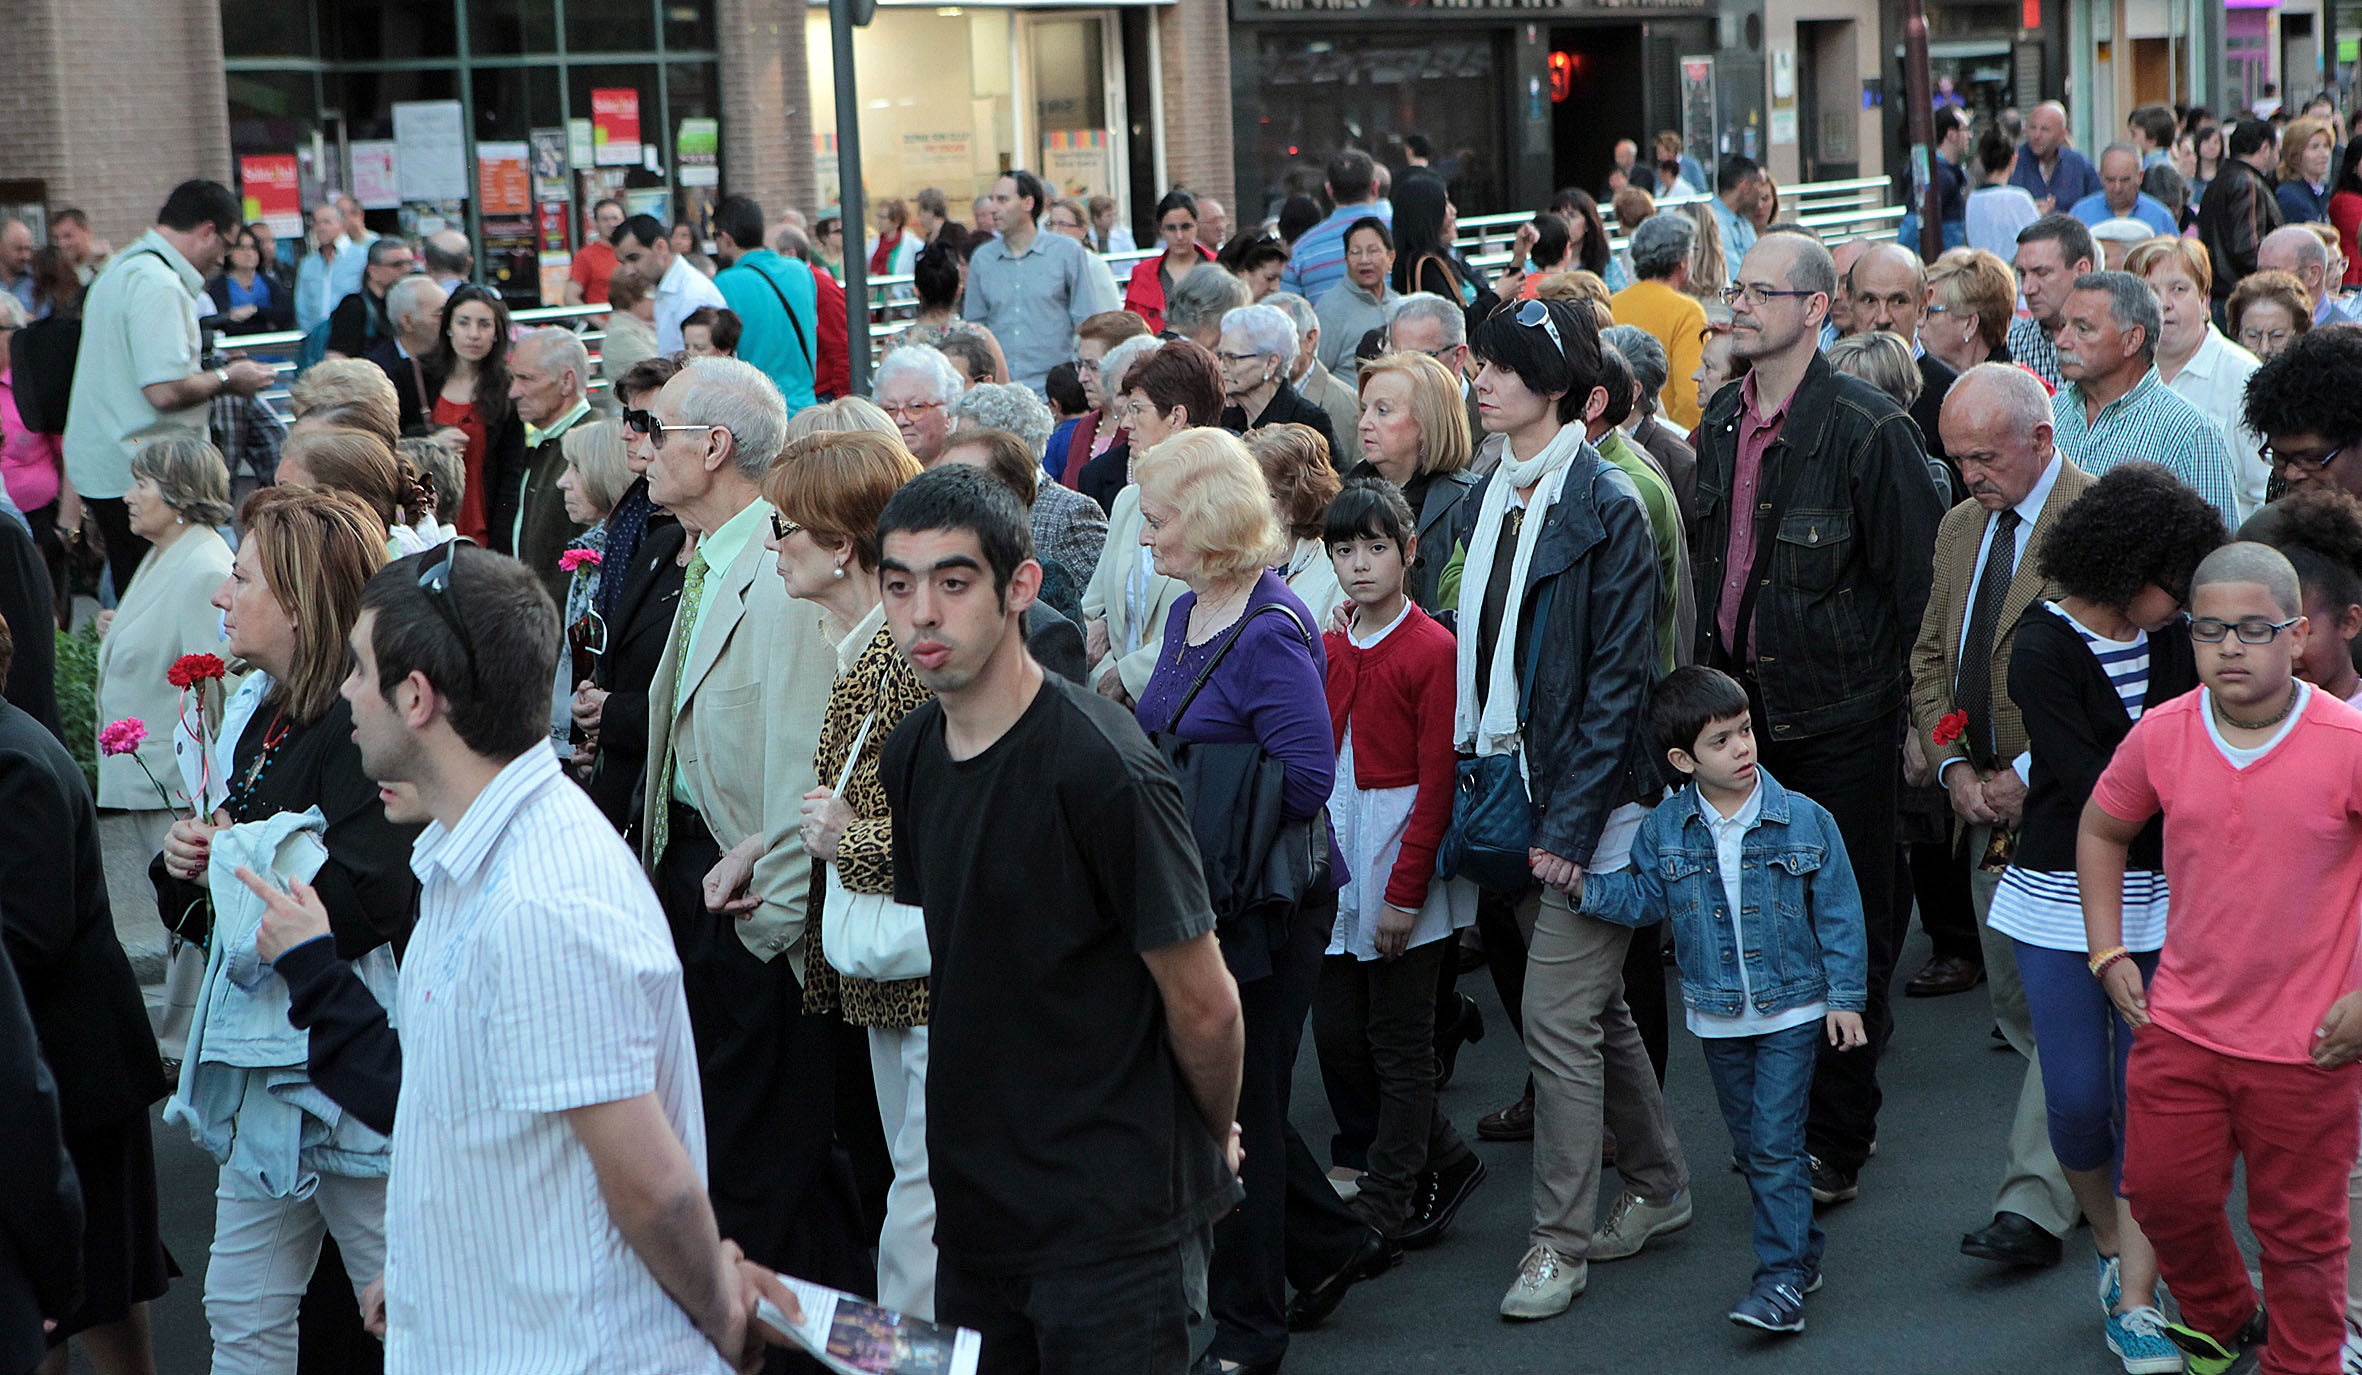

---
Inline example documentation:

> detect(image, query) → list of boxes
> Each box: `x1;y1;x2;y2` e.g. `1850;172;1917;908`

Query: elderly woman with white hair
1073;330;1171;511
1217;302;1340;461
552;418;635;756
872;343;965;465
951;382;1109;598
1164;265;1253;349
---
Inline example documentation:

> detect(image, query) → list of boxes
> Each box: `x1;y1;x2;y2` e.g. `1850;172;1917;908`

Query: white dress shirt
2161;327;2267;521
385;746;725;1375
652;253;728;354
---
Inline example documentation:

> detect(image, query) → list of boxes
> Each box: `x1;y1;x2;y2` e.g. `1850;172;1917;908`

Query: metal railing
226;176;1903;396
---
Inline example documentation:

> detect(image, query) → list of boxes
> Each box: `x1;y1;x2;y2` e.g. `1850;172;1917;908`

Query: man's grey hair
2099;141;2143;168
514;327;590;396
1765;233;1839;303
1600;324;1669;400
1101;333;1164;394
366;236;411;268
1948;361;2057;445
1850;242;1928;297
423;229;472;277
873;344;966;406
1630;214;1697;280
950;382;1055;455
673;356;789;478
1164;267;1252;338
1221;303;1298;361
1265;291;1318;342
2073;270;2164;361
2263;224;2330;273
1387;292;1467;347
385;275;444;329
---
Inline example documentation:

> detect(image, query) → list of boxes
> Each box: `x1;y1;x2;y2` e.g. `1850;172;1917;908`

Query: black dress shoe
1960;1211;2064;1268
1435;993;1484;1088
1285;1226;1397;1331
1399;1153;1488;1250
1905;956;1986;998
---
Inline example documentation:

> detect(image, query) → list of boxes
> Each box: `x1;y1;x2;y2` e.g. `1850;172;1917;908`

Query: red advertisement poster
592;89;642;167
238;154;303;237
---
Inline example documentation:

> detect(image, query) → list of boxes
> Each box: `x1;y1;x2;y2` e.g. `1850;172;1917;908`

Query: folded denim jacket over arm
163;806;398;1199
1581;773;1869;1021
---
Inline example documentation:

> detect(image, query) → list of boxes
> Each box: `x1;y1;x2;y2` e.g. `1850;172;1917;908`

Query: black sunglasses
417;540;481;692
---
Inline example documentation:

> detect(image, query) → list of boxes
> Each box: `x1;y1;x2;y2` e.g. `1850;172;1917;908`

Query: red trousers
2123;1025;2362;1375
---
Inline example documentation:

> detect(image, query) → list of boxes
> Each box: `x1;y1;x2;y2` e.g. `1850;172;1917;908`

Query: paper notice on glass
350;141;401;209
755;1280;980;1375
393;101;468;203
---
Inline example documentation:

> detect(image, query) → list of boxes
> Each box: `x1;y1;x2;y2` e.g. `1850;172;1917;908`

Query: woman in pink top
0;296;68;622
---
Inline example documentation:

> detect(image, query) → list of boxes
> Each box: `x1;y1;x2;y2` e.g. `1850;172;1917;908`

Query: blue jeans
2013;939;2161;1186
1699;1020;1825;1290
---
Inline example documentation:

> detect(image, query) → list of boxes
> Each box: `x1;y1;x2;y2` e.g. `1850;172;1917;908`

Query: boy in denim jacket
1580;666;1869;1333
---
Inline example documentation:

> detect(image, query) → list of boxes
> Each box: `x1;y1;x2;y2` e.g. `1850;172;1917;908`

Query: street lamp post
829;0;873;396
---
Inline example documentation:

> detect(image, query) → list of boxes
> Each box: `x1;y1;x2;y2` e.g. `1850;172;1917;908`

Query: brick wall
0;0;231;246
720;0;820;224
1155;0;1235;213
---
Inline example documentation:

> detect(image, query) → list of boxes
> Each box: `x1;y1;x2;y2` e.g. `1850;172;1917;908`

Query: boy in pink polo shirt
2081;541;2362;1375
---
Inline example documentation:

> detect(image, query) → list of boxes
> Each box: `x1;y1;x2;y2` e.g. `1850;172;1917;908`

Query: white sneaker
1589;1189;1693;1262
1499;1244;1587;1320
2342;1326;2362;1375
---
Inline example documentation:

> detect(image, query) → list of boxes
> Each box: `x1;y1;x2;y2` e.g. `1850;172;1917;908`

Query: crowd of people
11;95;2362;1375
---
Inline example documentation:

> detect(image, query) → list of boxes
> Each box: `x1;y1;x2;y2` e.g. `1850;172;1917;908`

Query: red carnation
169;653;229;689
1931;708;1969;747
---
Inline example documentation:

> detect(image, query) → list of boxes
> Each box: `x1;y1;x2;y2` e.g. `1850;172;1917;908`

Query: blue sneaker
2098;1255;2122;1316
1729;1280;1808;1334
2106;1305;2184;1374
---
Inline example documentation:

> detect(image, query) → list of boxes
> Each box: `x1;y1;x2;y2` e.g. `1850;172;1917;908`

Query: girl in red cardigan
1310;477;1487;1250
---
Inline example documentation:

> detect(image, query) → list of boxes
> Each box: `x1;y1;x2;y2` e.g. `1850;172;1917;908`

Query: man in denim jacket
1583;667;1867;1334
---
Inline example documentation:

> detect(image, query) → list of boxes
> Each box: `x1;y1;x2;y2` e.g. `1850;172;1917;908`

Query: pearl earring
831;566;846;580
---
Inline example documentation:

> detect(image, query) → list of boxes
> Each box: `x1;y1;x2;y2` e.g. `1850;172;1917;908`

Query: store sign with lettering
1245;0;1701;13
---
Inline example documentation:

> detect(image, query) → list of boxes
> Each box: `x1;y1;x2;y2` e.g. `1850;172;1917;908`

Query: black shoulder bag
1150;601;1330;982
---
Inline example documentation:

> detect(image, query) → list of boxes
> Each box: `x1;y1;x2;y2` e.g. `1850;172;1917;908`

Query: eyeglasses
2262;442;2348;471
621;407;713;440
1074;356;1102;373
769;511;803;542
1215;350;1267;367
881;400;946;420
1345;245;1391;262
1723;282;1820;308
416;540;480;691
1499;298;1565;358
1392;341;1459;361
2188;615;2302;644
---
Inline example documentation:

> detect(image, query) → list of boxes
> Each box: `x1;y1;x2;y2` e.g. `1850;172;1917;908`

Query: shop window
1238;32;1507;216
664;0;714;55
327;0;457;61
336;68;464;141
470;0;558;57
472;64;564;142
806;9;1016;209
567;0;658;55
227;71;322;164
223;0;315;60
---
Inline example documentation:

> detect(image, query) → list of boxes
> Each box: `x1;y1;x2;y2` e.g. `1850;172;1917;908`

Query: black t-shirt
884;674;1237;1273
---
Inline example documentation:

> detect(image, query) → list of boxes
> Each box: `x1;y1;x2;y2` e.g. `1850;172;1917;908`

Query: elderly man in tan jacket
1907;363;2090;1272
635;356;869;1295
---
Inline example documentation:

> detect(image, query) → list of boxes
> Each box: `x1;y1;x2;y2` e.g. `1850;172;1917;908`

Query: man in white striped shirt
337;542;777;1373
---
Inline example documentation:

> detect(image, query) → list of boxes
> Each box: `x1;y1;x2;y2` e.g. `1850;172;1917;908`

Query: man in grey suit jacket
635;357;869;1296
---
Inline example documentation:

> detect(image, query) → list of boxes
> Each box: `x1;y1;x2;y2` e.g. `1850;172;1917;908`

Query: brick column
1156;0;1235;211
0;0;230;245
720;0;819;221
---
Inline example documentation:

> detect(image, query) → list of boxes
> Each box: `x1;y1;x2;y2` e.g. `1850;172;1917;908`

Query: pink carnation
99;718;148;756
558;548;603;573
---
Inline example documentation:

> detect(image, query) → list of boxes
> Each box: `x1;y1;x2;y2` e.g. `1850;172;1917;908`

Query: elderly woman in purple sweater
1130;427;1375;1375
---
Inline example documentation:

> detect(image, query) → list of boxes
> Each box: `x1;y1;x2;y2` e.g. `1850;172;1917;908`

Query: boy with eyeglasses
2081;541;2362;1375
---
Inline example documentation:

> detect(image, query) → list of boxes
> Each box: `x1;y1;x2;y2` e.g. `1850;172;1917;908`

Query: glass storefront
223;0;718;304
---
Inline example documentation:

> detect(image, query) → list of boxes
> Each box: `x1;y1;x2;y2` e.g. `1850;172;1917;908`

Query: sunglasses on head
1498;298;1567;359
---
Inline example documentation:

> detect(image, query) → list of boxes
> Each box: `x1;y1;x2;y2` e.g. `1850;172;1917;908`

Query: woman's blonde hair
1531;272;1615;329
283;426;420;530
287;359;400;449
2281;116;2336;184
763;430;923;572
2124;234;2214;301
1244;424;1343;541
1824;330;1923;410
1131;428;1286;581
129;430;234;528
1355;351;1472;476
1928;247;2021;356
559;418;633;516
1681;201;1728;299
236;486;389;724
783;395;901;443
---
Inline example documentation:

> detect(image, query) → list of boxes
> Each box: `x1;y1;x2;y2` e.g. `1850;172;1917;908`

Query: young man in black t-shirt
876;466;1245;1374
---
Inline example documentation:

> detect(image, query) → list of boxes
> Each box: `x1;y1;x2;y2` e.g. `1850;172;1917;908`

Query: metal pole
1902;0;1941;262
831;0;871;397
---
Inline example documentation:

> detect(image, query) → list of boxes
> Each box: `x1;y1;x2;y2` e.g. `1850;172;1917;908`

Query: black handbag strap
1513;576;1556;730
746;261;815;369
1163;600;1313;735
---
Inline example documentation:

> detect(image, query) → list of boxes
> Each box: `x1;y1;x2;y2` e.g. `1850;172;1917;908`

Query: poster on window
593;89;643;167
239;155;303;238
394;100;469;202
530;127;571;202
350;141;401;209
900;131;972;190
1041;129;1112;199
478;142;531;217
677;118;719;188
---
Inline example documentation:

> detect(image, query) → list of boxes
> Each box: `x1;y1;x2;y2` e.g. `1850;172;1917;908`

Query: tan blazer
1908;458;2094;774
1080;484;1187;698
640;507;834;963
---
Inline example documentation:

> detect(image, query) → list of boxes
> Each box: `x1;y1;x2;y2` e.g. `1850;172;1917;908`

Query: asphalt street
104;895;2251;1375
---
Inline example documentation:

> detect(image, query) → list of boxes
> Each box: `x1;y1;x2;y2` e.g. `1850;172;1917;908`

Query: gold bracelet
2087;946;2131;978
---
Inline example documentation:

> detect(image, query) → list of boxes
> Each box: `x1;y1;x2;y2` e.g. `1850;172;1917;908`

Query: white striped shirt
385;745;724;1375
2050;602;2151;720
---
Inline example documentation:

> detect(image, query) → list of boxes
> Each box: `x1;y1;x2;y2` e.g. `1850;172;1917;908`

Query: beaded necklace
223;708;294;820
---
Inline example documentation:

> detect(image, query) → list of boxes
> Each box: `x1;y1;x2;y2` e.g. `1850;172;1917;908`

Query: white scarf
1454;424;1586;757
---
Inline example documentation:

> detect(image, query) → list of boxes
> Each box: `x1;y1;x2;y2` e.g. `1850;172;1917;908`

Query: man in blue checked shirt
1276;150;1393;305
2049;271;2242;527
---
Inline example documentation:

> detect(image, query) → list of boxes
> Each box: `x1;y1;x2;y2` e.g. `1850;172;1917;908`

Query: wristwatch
214;367;231;394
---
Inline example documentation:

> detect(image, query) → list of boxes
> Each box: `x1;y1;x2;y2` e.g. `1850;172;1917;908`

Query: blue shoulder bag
1438;577;1556;893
